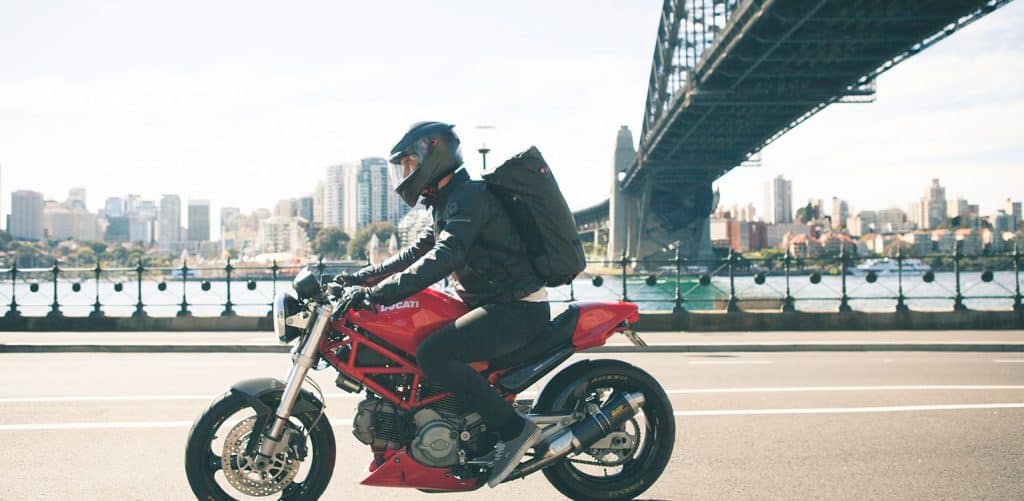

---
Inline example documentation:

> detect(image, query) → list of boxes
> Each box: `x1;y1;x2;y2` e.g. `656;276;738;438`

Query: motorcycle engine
353;391;492;468
409;408;460;467
352;397;410;450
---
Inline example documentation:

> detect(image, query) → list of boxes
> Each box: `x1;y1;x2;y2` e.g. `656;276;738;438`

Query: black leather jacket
356;169;545;308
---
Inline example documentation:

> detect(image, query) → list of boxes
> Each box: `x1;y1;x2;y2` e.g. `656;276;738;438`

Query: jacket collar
424;168;470;208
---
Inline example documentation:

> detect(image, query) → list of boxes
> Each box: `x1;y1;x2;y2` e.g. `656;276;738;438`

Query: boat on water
170;268;198;279
851;258;931;276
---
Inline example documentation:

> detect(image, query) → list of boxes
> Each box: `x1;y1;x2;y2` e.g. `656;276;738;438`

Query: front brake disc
221;416;301;497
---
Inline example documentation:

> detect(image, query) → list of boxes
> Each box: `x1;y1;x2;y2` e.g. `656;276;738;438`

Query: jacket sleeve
369;187;489;305
353;227;435;286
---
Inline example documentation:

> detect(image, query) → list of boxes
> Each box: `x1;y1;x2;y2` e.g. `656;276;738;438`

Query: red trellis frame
319;323;507;412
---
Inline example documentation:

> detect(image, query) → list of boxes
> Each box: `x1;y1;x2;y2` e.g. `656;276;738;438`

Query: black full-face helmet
388;121;463;207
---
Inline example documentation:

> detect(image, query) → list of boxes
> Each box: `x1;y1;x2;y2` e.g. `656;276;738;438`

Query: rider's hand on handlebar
343;286;378;314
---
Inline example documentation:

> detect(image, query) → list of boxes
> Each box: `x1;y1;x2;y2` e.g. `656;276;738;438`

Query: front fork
254;303;333;469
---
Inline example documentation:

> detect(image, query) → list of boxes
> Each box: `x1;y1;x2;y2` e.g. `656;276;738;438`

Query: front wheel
533;360;675;501
184;391;336;500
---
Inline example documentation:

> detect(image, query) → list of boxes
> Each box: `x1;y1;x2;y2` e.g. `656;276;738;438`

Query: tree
348;222;397;261
0;231;11;251
312;227;351;259
795;202;815;224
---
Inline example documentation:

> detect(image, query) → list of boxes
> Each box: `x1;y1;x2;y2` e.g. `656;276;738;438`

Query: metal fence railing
2;242;1022;318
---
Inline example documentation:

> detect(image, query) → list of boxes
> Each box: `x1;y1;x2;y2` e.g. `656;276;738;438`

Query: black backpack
483;147;586;287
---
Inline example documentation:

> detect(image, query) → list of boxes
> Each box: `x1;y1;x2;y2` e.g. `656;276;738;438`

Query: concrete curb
3;344;1023;354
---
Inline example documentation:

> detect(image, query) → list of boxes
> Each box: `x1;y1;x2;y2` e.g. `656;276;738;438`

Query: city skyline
1;1;1021;224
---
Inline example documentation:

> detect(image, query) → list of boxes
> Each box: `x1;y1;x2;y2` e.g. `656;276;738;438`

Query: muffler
512;392;645;479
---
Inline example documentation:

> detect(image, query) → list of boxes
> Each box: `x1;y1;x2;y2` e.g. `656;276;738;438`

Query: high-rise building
104;197;126;218
10;190;44;240
922;179;947;229
324;163;357;234
764;175;793;224
129;200;158;243
187;200;211;242
877;208;908;233
104;216;130;242
159;195;182;253
947;197;970;227
296;196;314;222
66;188;87;210
356;157;396;229
830;197;849;230
220;207;241;234
313;181;325;225
847;211;877;236
275;199;295;219
1004;198;1021;231
994;210;1015;234
808;198;824;220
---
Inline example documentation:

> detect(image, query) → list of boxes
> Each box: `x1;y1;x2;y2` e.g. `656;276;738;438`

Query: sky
1;0;1022;236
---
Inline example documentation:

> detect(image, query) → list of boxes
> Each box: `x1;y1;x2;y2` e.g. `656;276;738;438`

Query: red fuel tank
346;288;469;355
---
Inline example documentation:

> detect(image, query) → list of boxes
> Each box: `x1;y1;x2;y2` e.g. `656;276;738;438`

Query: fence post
569;279;576;302
316;256;326;279
132;258;147;318
46;262;63;319
673;247;685;313
895;247;909;313
1013;242;1022;312
620;251;629;301
726;249;739;312
953;241;967;311
268;260;279;316
89;262;105;319
838;244;851;313
221;258;236;317
5;263;20;319
782;250;795;312
177;259;191;317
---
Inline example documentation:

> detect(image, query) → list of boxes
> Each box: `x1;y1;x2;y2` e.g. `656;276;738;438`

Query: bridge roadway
1;344;1022;499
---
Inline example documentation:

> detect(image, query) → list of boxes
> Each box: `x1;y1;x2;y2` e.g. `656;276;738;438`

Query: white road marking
4;404;1022;431
665;385;1024;394
676;403;1024;417
4;385;1024;404
687;360;773;365
993;359;1024;363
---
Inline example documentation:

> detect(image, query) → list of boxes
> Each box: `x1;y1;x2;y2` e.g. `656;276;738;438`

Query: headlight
273;291;305;343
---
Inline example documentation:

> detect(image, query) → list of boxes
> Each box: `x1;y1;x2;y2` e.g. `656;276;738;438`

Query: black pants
417;301;551;440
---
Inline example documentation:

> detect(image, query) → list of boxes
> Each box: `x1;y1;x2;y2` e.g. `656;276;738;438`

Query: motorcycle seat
488;305;579;370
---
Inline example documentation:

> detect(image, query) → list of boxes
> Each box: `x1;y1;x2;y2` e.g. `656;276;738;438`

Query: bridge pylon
608;126;716;264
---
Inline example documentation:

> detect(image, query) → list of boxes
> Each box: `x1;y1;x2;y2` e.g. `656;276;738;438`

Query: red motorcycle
185;270;674;500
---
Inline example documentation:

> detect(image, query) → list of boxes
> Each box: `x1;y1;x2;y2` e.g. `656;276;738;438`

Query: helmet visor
388;137;430;187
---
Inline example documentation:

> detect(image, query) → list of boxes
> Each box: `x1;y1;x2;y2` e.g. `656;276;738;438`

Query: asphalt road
1;351;1022;500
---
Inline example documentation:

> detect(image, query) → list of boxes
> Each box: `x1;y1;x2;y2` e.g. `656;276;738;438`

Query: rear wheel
533;360;675;501
184;391;336;500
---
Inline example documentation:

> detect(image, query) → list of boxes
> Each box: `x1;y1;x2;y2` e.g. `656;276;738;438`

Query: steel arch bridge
591;0;1014;261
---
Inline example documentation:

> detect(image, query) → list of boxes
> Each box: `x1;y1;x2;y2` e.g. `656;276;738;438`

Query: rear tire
533;360;674;501
184;391;336;500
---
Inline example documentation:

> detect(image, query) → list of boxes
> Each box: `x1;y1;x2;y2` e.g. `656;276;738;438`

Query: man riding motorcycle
337;121;547;486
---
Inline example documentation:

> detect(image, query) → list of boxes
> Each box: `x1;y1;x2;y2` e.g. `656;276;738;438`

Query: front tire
184;391;336;500
533;360;675;501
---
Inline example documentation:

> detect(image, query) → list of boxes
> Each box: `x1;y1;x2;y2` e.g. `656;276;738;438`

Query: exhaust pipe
512;392;645;479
